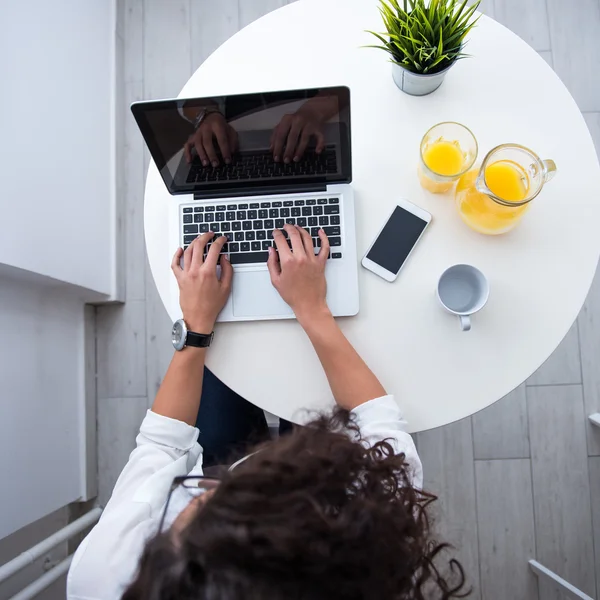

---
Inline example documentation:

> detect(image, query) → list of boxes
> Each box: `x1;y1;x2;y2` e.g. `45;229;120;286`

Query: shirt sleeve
106;410;201;506
67;411;204;600
350;395;423;489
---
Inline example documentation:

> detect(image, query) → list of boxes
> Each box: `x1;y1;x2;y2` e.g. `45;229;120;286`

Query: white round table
144;0;600;432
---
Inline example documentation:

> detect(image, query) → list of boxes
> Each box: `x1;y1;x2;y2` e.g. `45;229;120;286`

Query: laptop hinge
192;183;327;201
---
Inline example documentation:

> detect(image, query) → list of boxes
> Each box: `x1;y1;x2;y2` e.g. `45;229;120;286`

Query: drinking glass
418;122;478;194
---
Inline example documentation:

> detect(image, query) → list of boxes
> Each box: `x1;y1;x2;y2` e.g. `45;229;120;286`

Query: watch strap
185;330;214;348
193;107;221;130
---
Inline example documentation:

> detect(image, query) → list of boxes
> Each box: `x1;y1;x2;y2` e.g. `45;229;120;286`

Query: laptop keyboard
181;196;343;265
186;147;337;184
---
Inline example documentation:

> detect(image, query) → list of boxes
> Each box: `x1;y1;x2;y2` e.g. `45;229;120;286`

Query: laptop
132;86;359;322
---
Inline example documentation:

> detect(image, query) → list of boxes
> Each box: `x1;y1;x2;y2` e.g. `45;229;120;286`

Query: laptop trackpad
232;270;293;318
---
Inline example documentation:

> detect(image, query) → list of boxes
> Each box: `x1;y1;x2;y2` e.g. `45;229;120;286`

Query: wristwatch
171;319;214;351
193;106;222;130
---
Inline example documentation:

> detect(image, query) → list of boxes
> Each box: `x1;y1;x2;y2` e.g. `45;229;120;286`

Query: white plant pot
391;61;456;96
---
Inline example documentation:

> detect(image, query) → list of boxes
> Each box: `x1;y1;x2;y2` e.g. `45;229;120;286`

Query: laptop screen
131;86;351;196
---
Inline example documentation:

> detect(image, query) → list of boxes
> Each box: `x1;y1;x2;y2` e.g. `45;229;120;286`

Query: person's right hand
267;224;331;323
184;112;238;167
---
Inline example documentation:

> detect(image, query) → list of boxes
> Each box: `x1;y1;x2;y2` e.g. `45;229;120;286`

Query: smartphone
361;200;432;282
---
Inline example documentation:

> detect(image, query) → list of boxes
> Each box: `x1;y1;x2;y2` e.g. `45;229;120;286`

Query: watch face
172;320;186;351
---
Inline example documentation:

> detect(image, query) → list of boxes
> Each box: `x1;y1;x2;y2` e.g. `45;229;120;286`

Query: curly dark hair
122;410;468;600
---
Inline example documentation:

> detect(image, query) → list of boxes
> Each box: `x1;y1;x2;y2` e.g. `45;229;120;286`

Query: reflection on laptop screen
132;86;351;195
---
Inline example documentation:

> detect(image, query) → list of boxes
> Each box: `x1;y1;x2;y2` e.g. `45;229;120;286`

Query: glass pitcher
455;144;557;235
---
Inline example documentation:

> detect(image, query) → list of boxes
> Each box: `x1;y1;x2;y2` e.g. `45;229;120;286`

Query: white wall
0;0;116;297
0;274;90;540
0;0;115;548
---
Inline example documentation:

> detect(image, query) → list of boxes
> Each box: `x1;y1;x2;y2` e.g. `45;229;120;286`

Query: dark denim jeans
195;368;293;467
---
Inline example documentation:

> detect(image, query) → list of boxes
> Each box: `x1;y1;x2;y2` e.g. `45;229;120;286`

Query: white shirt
66;396;422;600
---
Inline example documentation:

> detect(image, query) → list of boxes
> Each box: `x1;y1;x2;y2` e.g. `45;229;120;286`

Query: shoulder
351;395;423;488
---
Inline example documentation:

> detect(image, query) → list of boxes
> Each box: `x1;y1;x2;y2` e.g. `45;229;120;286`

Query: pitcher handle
542;159;557;183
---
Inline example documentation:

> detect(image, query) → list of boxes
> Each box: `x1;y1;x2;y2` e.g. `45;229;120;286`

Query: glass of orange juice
455;144;557;235
418;122;478;194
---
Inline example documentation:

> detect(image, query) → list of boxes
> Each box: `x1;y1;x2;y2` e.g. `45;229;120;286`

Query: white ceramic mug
437;264;489;331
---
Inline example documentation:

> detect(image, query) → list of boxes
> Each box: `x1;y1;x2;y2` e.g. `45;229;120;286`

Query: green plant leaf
416;6;435;38
429;53;449;69
366;30;391;45
448;0;469;28
453;2;479;30
366;0;480;74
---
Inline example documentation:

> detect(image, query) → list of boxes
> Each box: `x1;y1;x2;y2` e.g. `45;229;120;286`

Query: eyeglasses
158;475;221;533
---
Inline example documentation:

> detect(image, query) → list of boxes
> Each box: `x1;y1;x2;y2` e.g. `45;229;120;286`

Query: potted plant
367;0;481;96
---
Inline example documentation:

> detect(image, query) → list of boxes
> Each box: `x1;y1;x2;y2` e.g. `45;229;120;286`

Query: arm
267;225;385;410
153;232;232;425
151;348;206;425
67;236;233;599
298;311;386;411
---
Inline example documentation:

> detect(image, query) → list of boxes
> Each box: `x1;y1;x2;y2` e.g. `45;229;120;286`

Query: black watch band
186;330;214;348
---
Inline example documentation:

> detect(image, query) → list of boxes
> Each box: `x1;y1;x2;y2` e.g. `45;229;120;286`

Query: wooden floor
98;1;600;598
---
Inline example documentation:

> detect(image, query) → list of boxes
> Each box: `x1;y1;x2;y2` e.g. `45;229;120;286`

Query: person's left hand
171;233;233;333
270;111;326;164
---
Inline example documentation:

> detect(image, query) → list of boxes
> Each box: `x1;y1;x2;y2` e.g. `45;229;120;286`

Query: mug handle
460;315;471;332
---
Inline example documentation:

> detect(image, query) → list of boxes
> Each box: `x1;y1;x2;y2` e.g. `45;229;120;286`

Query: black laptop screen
131;86;351;196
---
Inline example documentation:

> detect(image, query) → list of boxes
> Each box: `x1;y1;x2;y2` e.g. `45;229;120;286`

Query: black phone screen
366;205;428;275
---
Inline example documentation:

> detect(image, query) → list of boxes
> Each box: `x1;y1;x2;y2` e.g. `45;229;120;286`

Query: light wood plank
527;385;596;598
529;561;595;600
546;0;600;112
141;0;193;401
123;0;144;84
583;112;600;158
538;50;553;69
579;109;600;455
239;0;286;28
578;262;600;456
475;459;538;600
493;0;550;51
96;300;147;398
145;261;174;402
472;384;530;459
416;418;481;598
123;81;147;301
190;0;239;70
526;321;581;386
98;396;148;507
143;0;192;99
539;584;566;600
589;457;600;600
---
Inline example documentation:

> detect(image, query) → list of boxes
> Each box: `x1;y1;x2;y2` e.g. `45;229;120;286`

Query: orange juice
424;140;465;176
484;160;528;201
455;161;530;235
419;140;466;193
